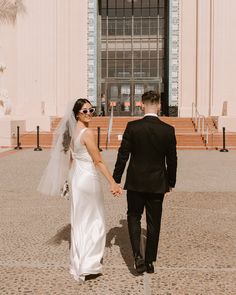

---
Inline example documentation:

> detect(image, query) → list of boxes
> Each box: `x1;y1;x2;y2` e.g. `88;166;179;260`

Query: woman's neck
77;121;88;128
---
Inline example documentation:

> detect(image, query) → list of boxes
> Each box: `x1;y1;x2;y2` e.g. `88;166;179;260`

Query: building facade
0;0;236;127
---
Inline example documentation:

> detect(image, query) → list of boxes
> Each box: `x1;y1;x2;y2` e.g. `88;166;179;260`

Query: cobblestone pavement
0;149;235;295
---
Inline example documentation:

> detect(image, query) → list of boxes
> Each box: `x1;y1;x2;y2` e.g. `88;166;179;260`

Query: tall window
100;0;166;80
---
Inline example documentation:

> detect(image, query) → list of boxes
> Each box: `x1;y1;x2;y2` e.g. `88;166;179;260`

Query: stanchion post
34;126;43;151
97;126;103;152
220;127;229;152
14;126;22;150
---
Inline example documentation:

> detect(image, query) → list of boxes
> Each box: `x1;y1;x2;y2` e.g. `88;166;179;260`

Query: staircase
14;117;218;149
15;116;236;150
91;117;205;149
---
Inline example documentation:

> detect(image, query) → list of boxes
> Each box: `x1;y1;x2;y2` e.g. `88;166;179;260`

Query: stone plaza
0;149;235;295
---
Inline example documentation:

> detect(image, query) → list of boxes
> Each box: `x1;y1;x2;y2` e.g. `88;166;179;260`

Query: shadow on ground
46;219;148;277
106;219;147;276
46;224;71;249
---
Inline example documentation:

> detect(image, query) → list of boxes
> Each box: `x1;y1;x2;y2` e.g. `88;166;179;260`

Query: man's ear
141;102;145;111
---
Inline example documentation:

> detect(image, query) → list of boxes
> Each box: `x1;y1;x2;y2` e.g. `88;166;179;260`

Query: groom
113;91;177;274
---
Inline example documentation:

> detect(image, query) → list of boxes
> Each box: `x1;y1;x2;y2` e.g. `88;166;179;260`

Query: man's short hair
141;91;160;104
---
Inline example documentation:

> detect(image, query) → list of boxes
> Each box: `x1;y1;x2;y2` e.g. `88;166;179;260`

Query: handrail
191;102;214;148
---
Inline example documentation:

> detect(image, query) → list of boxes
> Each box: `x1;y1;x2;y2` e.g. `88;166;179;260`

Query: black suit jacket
113;116;177;194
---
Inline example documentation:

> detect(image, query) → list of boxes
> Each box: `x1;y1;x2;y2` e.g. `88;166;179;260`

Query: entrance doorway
103;81;162;116
107;83;131;116
98;0;169;116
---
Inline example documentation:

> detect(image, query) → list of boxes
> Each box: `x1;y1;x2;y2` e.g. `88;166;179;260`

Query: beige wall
0;24;17;109
0;0;88;117
178;0;197;117
179;0;236;117
212;0;236;116
1;0;236;119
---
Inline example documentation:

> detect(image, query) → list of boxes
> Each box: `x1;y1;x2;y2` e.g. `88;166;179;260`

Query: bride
38;98;122;282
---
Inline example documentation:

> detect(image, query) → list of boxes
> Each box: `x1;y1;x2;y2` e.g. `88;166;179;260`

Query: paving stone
0;149;235;294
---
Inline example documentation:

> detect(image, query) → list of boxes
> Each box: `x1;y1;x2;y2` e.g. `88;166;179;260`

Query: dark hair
141;91;160;104
62;98;92;153
62;121;71;154
72;98;91;120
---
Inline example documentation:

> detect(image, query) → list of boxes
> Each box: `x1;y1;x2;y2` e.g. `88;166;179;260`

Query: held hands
165;187;173;197
110;181;122;197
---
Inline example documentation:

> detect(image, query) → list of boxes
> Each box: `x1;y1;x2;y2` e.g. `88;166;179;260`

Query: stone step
12;117;236;150
15;132;204;149
14;131;236;150
51;116;196;131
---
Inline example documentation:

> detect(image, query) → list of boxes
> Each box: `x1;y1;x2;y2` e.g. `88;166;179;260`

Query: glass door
133;84;144;116
107;83;131;116
105;81;163;116
133;82;162;116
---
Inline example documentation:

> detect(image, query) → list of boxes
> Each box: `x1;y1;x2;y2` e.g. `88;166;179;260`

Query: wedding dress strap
76;128;87;145
70;128;93;162
69;128;87;154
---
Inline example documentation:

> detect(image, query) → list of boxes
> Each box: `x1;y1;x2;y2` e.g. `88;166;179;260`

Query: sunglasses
79;108;95;115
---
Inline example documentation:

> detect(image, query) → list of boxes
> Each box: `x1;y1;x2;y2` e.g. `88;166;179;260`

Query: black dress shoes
85;273;102;281
145;262;154;273
134;255;146;274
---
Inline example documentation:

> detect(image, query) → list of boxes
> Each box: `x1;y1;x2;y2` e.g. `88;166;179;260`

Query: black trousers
127;190;164;263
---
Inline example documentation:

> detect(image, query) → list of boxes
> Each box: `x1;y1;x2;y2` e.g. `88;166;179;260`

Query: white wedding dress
69;128;106;281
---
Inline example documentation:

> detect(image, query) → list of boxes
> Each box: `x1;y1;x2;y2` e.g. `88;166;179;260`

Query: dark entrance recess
98;0;170;116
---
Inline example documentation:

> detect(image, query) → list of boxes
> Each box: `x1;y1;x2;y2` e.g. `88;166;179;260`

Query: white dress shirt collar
144;113;158;117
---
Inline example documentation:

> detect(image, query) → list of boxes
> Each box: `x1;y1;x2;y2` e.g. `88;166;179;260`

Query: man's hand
110;182;123;197
165;187;173;197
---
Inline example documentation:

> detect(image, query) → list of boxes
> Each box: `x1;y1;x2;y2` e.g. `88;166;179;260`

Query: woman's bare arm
82;129;122;195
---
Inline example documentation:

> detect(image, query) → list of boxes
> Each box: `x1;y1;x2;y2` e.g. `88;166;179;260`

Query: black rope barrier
220;127;229;152
14;126;22;150
34;126;43;151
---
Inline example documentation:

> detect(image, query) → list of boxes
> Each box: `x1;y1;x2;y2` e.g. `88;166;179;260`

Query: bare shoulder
82;128;99;152
84;127;94;135
83;128;95;141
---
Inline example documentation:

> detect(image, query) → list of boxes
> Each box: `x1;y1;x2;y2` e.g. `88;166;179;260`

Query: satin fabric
69;128;105;281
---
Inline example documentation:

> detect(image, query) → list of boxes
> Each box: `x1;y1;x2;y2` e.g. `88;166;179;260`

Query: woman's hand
110;181;122;197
